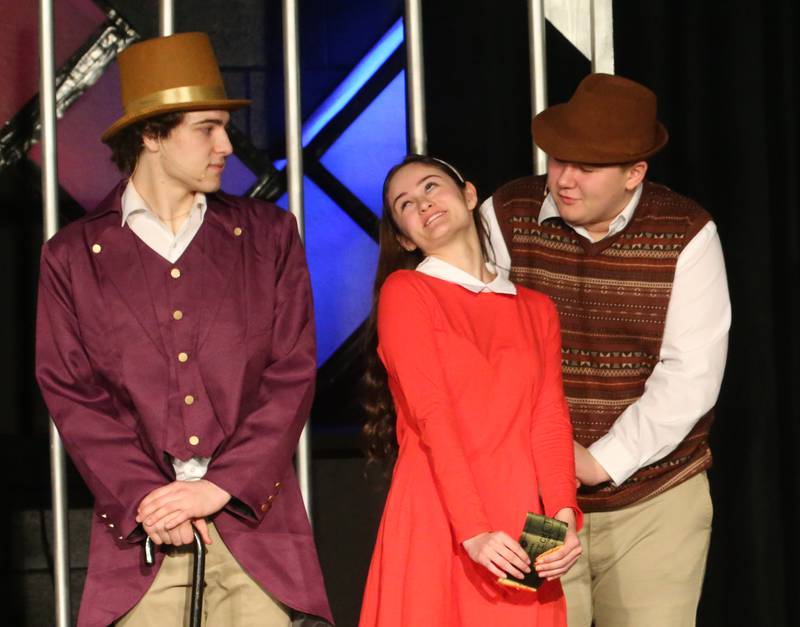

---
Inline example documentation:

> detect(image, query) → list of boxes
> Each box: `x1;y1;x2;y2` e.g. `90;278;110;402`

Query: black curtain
424;2;799;625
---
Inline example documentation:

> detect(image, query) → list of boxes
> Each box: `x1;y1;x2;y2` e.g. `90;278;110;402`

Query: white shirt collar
120;179;207;227
538;183;643;241
415;256;517;295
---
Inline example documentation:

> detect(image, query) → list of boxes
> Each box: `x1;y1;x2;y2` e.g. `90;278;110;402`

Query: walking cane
144;525;206;627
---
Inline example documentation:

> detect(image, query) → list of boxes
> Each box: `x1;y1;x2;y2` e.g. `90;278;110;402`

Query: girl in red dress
359;155;582;626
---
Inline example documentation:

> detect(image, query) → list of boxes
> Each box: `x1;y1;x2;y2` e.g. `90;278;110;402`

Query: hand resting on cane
137;479;231;546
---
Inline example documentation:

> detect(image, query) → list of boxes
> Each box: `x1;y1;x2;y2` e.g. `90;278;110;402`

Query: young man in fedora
481;73;730;626
35;32;332;627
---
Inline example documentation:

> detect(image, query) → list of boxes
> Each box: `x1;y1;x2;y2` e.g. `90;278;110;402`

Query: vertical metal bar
403;0;427;155
49;422;71;627
590;0;614;74
528;0;548;174
40;0;71;624
160;0;175;37
282;0;312;521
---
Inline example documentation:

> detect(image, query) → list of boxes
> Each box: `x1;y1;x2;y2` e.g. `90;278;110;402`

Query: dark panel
312;457;388;626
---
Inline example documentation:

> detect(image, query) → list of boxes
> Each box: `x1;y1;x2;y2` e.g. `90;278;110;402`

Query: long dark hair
361;154;494;467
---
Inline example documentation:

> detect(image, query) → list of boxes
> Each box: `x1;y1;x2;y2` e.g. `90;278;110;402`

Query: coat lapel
84;183;168;359
194;196;243;349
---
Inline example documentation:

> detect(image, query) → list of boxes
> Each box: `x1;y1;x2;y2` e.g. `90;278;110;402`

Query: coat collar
85;179;126;220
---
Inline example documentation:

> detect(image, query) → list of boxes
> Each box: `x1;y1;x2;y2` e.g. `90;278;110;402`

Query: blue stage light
277;178;378;364
321;72;407;216
266;18;407;365
301;18;403;147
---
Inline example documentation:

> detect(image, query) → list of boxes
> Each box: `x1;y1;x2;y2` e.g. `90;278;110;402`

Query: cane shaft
142;526;206;626
189;527;206;627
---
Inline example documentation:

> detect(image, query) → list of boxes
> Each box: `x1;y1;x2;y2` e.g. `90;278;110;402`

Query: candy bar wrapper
497;512;567;591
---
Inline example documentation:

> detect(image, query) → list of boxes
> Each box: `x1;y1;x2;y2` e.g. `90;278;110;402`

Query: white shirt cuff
172;456;210;482
588;433;640;486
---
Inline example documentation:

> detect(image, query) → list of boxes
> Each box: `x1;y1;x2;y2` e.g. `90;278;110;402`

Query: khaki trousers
117;522;291;627
562;472;712;627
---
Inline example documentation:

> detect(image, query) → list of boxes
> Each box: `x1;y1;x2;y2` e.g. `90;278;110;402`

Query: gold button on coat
91;243;102;254
172;310;183;320
260;503;270;512
178;352;188;363
170;268;181;279
233;227;242;236
189;435;200;446
184;394;195;405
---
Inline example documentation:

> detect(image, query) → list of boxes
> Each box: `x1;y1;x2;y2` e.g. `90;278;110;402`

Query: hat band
125;84;228;114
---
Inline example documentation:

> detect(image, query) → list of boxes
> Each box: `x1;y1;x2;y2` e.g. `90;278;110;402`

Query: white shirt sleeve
588;220;731;485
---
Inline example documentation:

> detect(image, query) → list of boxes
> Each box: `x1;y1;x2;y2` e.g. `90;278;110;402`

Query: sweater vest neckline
539;215;626;257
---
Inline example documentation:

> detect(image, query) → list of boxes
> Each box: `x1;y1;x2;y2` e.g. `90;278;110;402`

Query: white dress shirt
121;180;207;263
480;186;731;485
121;180;211;482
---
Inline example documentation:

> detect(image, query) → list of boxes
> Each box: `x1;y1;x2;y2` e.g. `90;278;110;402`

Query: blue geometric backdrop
222;20;407;365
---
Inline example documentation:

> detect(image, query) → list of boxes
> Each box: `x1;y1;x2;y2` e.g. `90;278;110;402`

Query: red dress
359;270;580;626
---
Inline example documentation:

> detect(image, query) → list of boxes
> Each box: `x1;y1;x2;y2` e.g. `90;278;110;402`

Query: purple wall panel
29;64;124;211
1;0;105;125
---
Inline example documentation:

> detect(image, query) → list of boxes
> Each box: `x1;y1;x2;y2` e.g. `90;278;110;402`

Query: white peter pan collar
415;256;517;295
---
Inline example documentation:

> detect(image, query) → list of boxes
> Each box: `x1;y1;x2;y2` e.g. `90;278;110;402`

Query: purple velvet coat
35;183;333;626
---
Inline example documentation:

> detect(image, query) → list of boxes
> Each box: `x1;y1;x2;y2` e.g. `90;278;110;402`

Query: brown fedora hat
101;32;250;142
532;73;668;164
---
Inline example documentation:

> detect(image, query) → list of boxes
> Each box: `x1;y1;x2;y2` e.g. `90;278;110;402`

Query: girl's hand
534;508;582;580
462;531;532;579
574;441;611;486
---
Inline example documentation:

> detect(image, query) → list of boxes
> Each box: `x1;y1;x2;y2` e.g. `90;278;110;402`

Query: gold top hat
532;73;668;164
101;32;250;142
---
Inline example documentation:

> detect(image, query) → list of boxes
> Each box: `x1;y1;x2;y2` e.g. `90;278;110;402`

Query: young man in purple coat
35;32;332;627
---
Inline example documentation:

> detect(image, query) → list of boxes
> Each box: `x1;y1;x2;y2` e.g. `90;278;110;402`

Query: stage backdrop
1;1;796;625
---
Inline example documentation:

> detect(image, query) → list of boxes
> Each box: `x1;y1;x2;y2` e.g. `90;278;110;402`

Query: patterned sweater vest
493;175;714;511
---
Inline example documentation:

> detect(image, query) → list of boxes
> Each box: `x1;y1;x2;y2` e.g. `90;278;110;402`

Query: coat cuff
204;470;284;523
